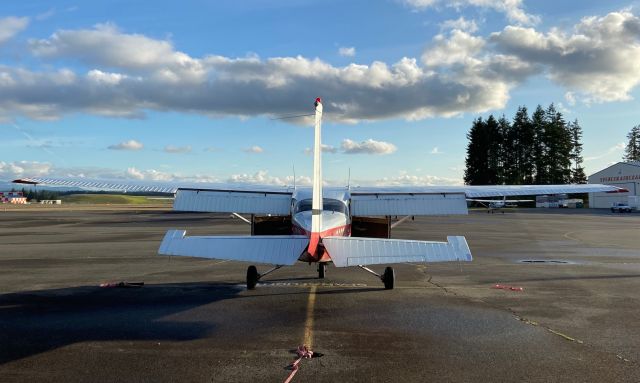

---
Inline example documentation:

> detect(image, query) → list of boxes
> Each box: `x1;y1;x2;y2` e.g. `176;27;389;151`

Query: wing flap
350;193;468;216
322;236;472;267
158;230;308;265
173;188;292;214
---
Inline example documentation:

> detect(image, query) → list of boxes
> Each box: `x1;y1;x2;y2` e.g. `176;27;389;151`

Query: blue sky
1;0;639;186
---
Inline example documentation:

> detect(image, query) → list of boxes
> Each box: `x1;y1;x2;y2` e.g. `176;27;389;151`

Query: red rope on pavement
493;284;523;291
283;345;314;383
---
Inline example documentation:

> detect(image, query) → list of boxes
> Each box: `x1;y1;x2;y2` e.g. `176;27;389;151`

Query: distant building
588;161;640;208
0;191;27;204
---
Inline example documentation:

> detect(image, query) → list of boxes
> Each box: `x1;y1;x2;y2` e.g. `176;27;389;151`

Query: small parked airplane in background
467;196;534;213
13;98;627;290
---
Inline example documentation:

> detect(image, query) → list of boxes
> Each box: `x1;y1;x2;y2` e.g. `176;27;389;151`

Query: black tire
247;265;259;290
382;266;395;290
318;263;326;279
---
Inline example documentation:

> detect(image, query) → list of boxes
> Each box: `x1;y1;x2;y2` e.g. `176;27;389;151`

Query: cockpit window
294;198;348;214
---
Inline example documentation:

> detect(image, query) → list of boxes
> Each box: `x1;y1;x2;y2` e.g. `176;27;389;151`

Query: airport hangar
588;161;640;208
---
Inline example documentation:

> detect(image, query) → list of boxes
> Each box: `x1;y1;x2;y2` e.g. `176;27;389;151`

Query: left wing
12;177;294;215
323;236;472;267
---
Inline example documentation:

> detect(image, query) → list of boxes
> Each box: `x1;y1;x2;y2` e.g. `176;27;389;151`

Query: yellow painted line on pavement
303;285;317;348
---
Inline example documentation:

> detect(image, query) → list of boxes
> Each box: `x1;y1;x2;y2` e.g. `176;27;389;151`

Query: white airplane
12;98;628;290
467;196;534;213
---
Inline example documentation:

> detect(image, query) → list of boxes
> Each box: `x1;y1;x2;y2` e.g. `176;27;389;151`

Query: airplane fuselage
291;188;351;262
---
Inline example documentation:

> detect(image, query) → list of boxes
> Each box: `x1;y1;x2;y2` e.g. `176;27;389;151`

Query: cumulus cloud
0;160;51;179
243;145;264;153
491;11;640;103
404;0;539;25
304;144;338;155
430;146;443;154
440;17;479;33
164;145;192;154
0;23;531;122
0;17;29;44
227;170;310;186
107;139;143;151
0;12;637;122
372;171;463;186
341;138;397;155
338;46;356;57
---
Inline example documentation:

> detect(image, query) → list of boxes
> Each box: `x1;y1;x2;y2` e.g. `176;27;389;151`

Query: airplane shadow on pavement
0;283;242;365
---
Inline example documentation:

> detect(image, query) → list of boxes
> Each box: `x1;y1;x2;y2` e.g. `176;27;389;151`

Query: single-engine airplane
467;196;534;213
12;98;627;290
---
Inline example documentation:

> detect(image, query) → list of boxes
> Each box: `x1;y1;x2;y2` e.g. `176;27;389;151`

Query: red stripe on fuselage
293;223;351;261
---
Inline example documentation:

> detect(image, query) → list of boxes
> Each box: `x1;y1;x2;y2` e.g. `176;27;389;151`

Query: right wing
159;230;308;265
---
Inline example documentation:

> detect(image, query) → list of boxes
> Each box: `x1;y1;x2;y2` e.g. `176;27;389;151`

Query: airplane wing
349;184;625;216
11;177;293;215
322;236;472;267
159;230;308;265
467;199;533;203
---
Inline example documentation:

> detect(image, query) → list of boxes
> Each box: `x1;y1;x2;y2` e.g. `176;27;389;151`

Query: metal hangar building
588;161;640;208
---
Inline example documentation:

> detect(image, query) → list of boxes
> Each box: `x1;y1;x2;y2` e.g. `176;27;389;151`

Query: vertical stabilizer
308;97;323;256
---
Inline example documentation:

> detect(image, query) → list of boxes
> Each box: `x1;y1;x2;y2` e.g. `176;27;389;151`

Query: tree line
464;104;587;185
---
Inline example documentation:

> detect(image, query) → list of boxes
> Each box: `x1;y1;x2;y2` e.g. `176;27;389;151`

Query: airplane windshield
294;198;347;214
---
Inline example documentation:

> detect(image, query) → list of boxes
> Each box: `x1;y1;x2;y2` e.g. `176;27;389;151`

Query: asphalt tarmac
1;206;639;382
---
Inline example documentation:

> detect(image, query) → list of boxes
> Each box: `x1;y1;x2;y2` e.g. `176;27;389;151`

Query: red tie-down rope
283;345;316;383
493;284;523;292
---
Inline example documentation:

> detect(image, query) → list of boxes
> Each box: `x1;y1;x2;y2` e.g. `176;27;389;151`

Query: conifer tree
623;125;640;162
569;119;587;183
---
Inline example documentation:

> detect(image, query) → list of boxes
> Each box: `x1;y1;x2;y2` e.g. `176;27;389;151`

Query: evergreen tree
464;118;489;185
569;119;587;183
485;115;502;185
531;105;548;184
498;115;514;184
623;125;640;162
513;106;535;184
544;104;572;184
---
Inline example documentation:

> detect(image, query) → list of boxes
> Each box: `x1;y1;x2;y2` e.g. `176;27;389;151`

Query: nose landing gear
318;262;327;279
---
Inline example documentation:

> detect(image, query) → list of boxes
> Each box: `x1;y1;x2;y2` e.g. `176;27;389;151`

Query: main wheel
318;263;326;279
382;266;395;290
246;265;259;290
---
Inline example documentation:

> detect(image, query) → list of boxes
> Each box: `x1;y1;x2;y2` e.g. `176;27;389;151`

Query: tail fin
308;97;323;256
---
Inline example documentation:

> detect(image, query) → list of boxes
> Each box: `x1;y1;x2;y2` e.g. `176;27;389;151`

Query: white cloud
372;171;463;186
430;146;443;154
107;139;143;151
491;11;640;103
338;46;356;57
440;17;479;33
341;138;397;155
403;0;539;25
0;160;51;179
304;144;338;155
584;142;626;161
227;170;305;186
564;91;576;106
243;145;264;153
164;145;192;154
0;17;29;44
1;12;636;123
0;23;528;122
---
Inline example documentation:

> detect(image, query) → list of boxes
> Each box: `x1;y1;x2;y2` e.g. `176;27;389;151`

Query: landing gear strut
318;262;327;279
358;265;395;290
246;264;283;290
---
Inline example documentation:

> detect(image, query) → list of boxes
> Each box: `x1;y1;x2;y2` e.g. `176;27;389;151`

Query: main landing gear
246;264;283;290
318;262;327;279
358;265;395;290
